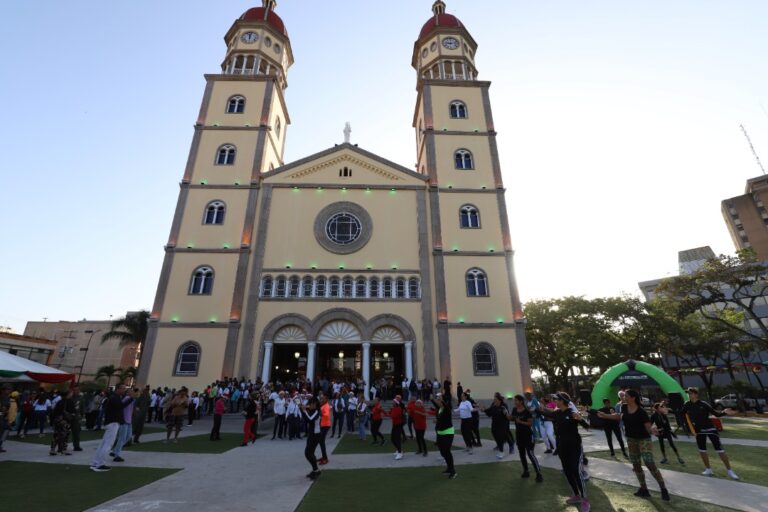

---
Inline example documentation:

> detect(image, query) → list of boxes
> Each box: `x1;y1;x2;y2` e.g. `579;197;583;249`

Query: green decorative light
317;187;323;191
391;265;398;270
285;263;292;269
223;243;231;249
448;185;453;189
390;188;397;193
209;318;217;324
365;187;372;193
497;317;504;324
338;264;345;270
293;186;299;191
481;186;487;190
488;247;495;253
366;264;373;270
200;180;208;185
452;247;459;252
186;243;194;249
341;187;347;192
458;317;465;324
171;316;179;323
311;264;318;270
234;181;240;186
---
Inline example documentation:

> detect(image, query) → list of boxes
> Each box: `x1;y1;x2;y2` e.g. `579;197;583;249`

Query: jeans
540;420;557;451
112;423;131;457
210;414;222;440
272;414;285;439
35;410;47;434
332;411;344;437
357;414;368;440
91;422;120;468
346;410;355;432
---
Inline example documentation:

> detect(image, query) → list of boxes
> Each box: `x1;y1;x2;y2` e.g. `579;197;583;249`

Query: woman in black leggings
300;397;322;480
541;392;589;512
483;395;512;459
650;403;684;465
432;394;457;479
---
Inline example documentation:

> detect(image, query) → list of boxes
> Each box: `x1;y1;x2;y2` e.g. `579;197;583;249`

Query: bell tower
412;1;530;389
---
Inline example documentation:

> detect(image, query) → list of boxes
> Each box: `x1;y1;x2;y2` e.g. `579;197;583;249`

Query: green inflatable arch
591;360;688;408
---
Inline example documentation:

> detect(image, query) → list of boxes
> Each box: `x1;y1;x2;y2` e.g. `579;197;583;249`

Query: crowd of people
0;376;746;512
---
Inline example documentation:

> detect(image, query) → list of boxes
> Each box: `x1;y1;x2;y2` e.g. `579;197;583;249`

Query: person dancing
597;398;627;458
433;394;457;479
369;397;385;445
385;395;405;460
681;387;739;480
455;392;477;454
483;394;511;459
650;402;684;465
510;394;543;482
300;397;322;480
412;399;429;456
598;389;670;501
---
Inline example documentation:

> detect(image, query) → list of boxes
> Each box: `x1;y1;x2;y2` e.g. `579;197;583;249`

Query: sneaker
422;451;428;457
677;457;685;465
633;488;651;498
49;452;56;456
728;470;740;481
535;473;543;483
579;498;590;512
309;471;321;480
581;470;589;481
565;496;581;505
660;458;669;464
467;448;473;455
702;468;714;477
544;449;553;454
448;472;458;479
661;488;670;501
521;472;530;478
113;456;125;462
318;458;328;466
109;452;115;457
553;449;559;456
74;447;83;452
496;452;504;460
90;465;111;472
395;452;403;460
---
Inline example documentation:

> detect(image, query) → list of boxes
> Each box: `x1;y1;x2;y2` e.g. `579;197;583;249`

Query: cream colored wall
205;81;267;127
260;187;420;271
438;193;503;252
433;134;494;189
442;257;513;323
161;253;239;323
177;188;249;249
190;131;258;186
430;86;488;130
147;327;228;389
448;328;525;399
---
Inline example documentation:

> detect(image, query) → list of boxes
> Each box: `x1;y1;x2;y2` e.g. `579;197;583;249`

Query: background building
0;332;57;365
138;1;531;399
24;319;139;382
722;175;768;260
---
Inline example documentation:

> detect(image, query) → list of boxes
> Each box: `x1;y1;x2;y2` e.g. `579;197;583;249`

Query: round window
326;212;362;245
265;37;273;48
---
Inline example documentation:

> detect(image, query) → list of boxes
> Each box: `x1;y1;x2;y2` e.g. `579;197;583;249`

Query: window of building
408;278;420;298
302;276;314;297
459;205;480;228
449;100;467;119
339;167;352;178
261;276;273;297
275;117;282;139
216;144;236;165
370;278;380;298
396;278;406;298
227;95;245;113
455;149;474;170
342;277;354;298
472;342;497;376
383;278;393;298
275;276;287;297
326;212;362;245
175;342;201;375
189;267;214;295
204;201;226;225
289;276;300;298
329;276;341;297
466;268;489;297
355;277;367;298
316;276;327;297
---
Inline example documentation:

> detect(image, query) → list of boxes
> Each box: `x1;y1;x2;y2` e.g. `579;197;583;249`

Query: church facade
138;1;531;399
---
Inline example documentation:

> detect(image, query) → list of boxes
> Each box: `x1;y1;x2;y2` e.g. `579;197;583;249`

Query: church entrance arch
591;359;688;408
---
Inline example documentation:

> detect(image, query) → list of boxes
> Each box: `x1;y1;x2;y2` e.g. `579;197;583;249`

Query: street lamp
77;329;100;384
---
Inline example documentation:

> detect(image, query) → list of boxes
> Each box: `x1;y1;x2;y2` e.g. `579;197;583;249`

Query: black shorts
696;429;723;452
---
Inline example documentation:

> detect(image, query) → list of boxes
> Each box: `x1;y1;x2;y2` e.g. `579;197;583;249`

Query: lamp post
78;329;100;384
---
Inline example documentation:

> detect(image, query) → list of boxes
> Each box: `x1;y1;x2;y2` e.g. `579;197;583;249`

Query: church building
138;1;531;399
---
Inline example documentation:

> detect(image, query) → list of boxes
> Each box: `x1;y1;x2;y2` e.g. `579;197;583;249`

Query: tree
101;310;150;367
118;366;137;385
96;365;118;387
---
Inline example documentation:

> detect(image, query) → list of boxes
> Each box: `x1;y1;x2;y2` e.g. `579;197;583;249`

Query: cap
11;391;19;398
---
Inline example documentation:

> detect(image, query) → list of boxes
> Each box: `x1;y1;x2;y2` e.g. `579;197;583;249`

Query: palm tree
101;310;150;368
96;365;118;387
118;366;138;386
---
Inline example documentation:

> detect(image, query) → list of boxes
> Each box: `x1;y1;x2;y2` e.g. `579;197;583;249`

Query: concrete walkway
2;415;766;512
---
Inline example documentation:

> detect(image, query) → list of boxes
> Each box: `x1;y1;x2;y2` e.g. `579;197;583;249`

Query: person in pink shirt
209;392;228;441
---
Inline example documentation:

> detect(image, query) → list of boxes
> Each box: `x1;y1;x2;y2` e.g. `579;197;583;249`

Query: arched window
189;266;214;295
203;201;226;225
408;278;420;299
275;275;287;297
175;342;201;376
355;277;367;298
472;342;497;376
396;278;406;298
370;278;380;298
316;276;327;297
302;276;314;297
342;276;354;298
449;101;467;119
455;149;474;170
261;276;273;297
216;144;236;165
383;278;393;298
466;268;489;297
227;95;245;114
459;205;480;229
329;276;341;297
275;117;282;139
288;275;300;298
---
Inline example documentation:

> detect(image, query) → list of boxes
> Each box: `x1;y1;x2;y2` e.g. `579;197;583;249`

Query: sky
1;1;767;333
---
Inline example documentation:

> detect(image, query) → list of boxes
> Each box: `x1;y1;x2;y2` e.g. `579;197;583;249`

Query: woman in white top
455;392;478;453
356;394;368;440
33;394;52;436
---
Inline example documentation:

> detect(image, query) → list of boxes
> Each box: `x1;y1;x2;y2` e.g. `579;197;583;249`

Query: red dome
419;13;464;39
240;7;288;37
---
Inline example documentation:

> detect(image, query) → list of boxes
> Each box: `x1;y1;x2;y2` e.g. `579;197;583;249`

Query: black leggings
460;418;474;448
558;442;587;498
305;432;321;471
517;434;541;474
437;434;455;474
415;428;427;453
604;424;626;455
657;432;679;457
391;424;403;452
319;426;329;459
371;419;384;442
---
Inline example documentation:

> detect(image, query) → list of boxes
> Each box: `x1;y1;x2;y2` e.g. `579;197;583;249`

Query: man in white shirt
271;391;287;440
346;393;358;433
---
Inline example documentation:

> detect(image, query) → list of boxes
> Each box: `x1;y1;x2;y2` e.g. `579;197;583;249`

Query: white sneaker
496;452;504;459
727;470;740;480
395;452;403;460
702;468;714;477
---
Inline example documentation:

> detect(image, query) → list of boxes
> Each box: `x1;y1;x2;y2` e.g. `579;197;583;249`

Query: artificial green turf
1;461;178;512
124;432;256;454
10;426;165;445
331;433;461;455
296;463;736;512
590;441;768;487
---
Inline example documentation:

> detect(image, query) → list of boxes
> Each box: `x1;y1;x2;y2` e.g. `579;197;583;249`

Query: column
306;342;317;384
404;341;414;380
261;342;273;383
362;342;371;400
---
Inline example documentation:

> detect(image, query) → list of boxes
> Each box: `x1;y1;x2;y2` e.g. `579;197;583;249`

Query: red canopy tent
0;350;75;384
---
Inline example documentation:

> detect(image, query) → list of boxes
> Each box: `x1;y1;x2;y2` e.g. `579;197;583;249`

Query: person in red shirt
412;399;431;456
385;395;405;460
318;392;331;465
406;396;417;439
209;392;227;441
370;397;385;445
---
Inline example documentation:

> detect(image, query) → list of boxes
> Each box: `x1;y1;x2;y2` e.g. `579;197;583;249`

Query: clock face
442;37;460;50
241;32;259;44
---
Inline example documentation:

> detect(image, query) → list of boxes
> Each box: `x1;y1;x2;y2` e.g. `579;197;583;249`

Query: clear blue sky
1;1;767;332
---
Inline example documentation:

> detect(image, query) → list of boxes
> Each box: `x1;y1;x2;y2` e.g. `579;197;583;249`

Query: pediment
263;143;427;186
